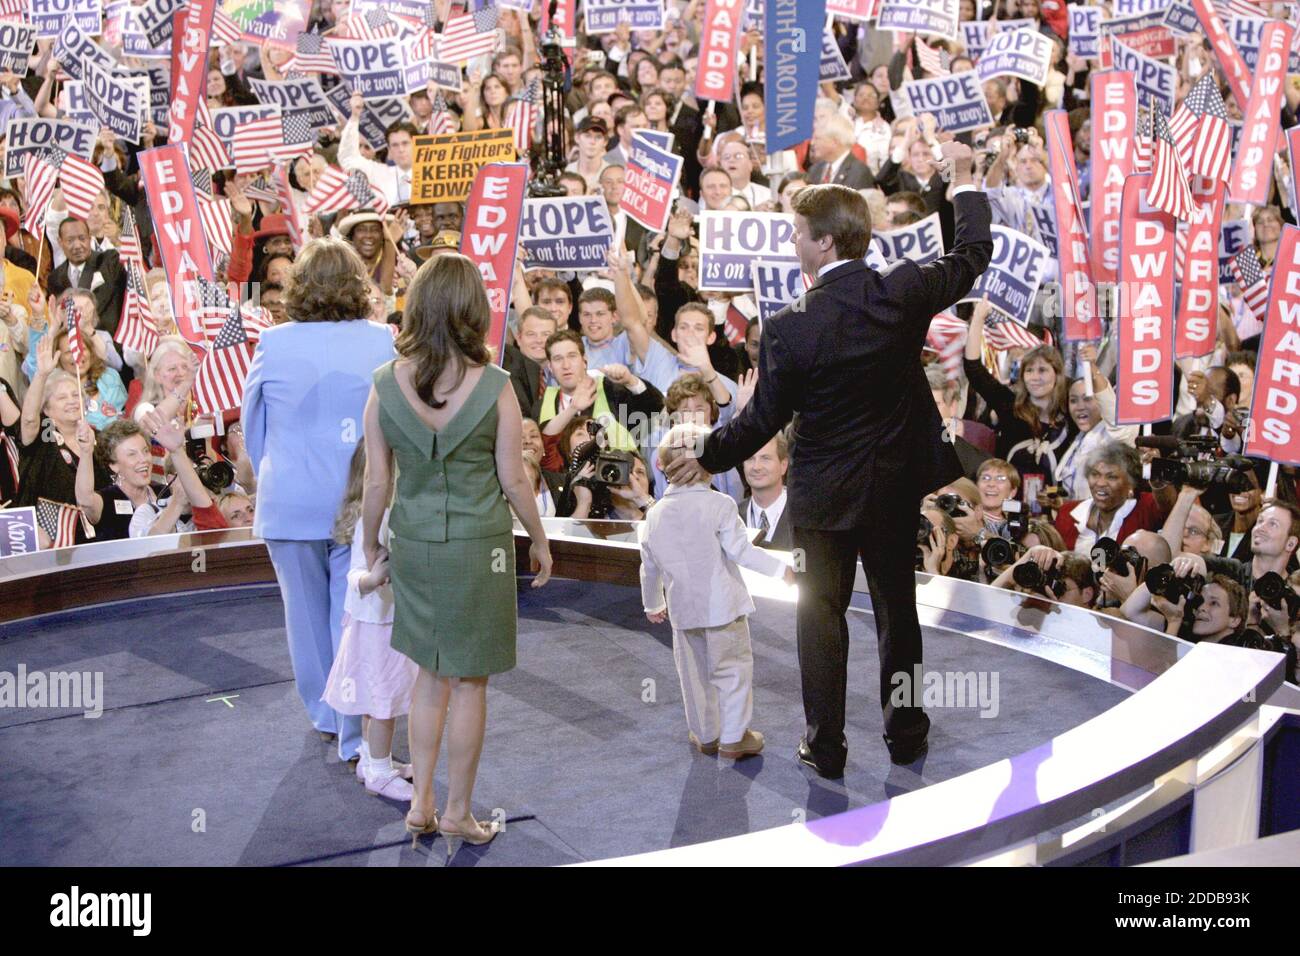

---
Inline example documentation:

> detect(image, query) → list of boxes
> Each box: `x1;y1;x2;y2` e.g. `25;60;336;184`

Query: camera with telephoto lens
980;532;1023;569
1090;536;1146;580
1012;560;1067;598
1253;572;1300;618
1140;435;1255;493
934;493;970;518
1144;563;1206;613
185;438;234;494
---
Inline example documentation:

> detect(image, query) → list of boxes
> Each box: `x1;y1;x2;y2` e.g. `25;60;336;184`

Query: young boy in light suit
639;422;795;759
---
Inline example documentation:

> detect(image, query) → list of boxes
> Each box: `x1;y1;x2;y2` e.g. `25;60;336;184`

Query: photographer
991;546;1098;608
1158;481;1223;559
131;409;229;536
1124;564;1252;646
1175;500;1300;595
1248;582;1299;684
1175;365;1243;457
1095;530;1171;608
922;481;983;580
917;506;959;576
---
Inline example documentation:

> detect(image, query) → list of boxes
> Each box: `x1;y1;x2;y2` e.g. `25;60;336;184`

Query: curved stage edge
2;520;1297;867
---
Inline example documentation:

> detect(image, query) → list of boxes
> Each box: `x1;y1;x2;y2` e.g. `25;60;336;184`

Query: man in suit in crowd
739;432;792;550
47;217;126;337
806;115;876;189
667;143;993;775
502;306;558;422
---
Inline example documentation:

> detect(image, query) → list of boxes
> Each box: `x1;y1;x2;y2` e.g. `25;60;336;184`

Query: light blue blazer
243;320;396;540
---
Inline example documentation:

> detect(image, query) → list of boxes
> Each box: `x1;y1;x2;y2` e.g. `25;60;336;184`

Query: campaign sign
1109;37;1176;114
31;0;102;40
358;98;411;150
1069;6;1102;58
878;0;960;41
902;73;993;133
145;63;170;127
820;26;852;83
55;21;120;83
122;4;171;59
84;60;145;144
827;0;878;23
211;105;280;152
975;28;1054;86
0;22;35;76
1101;12;1177;60
249;77;335;132
411;128;518;203
960;18;1035;60
752;259;804;322
870;212;945;265
1245;225;1300;464
1030;201;1058;258
520;196;614;271
959;224;1050;325
226;0;311;48
63;82;96;124
621;132;684;232
1114;0;1171;12
353;0;429;17
698;211;798;293
135;0;183;47
460;163;529;356
1229;17;1300;73
330;38;406;99
1162;1;1201;36
636;129;673;151
4;118;97;178
0;508;39;558
403;37;462;94
1219;218;1249;285
586;0;666;34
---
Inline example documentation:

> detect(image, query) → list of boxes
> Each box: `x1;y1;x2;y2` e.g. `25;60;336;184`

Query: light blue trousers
265;538;363;761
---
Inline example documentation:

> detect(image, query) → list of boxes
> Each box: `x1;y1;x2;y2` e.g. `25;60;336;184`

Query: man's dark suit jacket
501;343;543;421
806;154;876;190
48;249;127;338
738;495;793;550
699;190;994;531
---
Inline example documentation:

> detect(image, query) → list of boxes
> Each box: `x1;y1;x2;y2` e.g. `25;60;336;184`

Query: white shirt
747;488;787;539
344;513;394;624
339;117;411;207
638;482;788;629
735;180;772;208
1070;496;1138;558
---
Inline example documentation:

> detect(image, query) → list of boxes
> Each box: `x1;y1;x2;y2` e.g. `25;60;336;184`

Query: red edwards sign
1116;173;1175;424
1228;21;1294;206
1044;110;1098;341
1174;178;1224;359
1244;224;1300;465
694;0;743;104
1089;70;1136;284
460;162;528;360
139;144;215;346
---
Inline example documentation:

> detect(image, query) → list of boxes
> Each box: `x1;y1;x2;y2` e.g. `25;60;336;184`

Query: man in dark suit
806;115;876;190
47;217;126;337
667;147;993;774
738;432;792;550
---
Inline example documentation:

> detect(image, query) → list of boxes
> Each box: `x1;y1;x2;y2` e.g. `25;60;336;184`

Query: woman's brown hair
1012;344;1069;437
284;238;371;323
52;308;106;387
395;253;491;408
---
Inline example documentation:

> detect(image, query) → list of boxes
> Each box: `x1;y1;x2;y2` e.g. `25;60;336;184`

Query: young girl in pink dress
324;445;418;800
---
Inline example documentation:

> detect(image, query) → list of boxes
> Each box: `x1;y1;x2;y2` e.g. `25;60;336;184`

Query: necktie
758;509;770;543
537;368;546;400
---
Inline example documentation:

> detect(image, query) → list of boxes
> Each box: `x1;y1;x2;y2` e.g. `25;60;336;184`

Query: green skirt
388;530;517;677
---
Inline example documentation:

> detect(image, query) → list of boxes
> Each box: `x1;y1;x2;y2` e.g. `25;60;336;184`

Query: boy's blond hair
656;422;711;482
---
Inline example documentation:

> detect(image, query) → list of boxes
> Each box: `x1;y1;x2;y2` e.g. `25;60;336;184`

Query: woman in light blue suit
242;239;396;762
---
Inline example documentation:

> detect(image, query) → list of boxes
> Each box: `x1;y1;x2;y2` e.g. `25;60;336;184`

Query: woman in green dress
361;254;553;855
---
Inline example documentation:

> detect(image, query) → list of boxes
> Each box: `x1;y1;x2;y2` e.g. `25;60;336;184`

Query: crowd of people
0;0;1298;831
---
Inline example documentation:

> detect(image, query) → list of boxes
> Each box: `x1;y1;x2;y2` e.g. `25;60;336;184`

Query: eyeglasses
978;474;1011;484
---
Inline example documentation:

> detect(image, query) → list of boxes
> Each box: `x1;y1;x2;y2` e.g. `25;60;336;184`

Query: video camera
1090;536;1146;580
1144;563;1206;613
1137;434;1255;493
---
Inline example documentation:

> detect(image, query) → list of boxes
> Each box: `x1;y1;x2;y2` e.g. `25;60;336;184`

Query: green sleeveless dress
374;360;516;677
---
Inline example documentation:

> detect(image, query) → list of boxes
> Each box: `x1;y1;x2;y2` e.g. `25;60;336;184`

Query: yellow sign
411;128;518;203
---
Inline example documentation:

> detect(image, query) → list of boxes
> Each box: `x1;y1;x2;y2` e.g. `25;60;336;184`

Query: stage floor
0;579;1128;866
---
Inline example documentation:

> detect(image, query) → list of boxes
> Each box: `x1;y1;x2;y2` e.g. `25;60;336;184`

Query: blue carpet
0;579;1129;865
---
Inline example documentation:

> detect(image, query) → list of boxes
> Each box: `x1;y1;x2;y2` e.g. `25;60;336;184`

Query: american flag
505;79;539;156
197;196;235;257
914;40;951;77
115;209;160;357
213;7;244;45
242;175;280;204
2;431;19;498
64;296;84;367
1231;245;1270;321
986;314;1044;350
272;164;304;249
232;114;285;172
428;90;456;135
925;312;967;380
194;281;259;414
1214;0;1271;18
302;166;389;216
1169;74;1233;183
36;498;85;549
290;31;339;74
0;0;26;18
22;150;59;240
1148;106;1195;220
407;25;438;62
271;111;319;163
335;8;398;39
439;3;500;63
188;124;231;171
59;152;106;223
1134;103;1153;173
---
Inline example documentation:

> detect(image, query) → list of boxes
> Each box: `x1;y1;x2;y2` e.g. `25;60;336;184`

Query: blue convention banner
765;0;825;152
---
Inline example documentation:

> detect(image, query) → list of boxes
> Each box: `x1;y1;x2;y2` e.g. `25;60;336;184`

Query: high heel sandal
405;809;438;849
438;817;501;859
